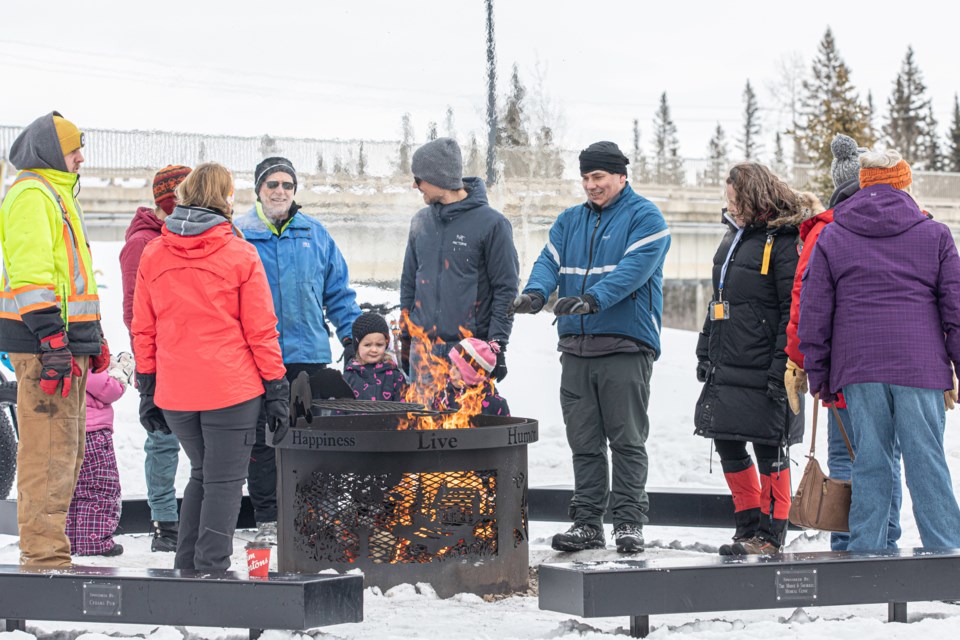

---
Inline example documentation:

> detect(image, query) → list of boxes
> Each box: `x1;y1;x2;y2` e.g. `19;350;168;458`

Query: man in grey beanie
400;137;519;387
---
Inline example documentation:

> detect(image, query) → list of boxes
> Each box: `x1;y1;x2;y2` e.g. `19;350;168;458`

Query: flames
396;311;492;431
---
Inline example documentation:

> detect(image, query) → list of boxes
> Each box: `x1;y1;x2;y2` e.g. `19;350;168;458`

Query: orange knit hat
859;159;912;190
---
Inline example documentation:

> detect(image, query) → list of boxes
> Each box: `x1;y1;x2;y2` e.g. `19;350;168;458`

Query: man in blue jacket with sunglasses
513;141;670;554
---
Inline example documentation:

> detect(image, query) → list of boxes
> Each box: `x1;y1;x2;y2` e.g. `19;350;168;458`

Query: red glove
39;332;80;398
91;338;110;374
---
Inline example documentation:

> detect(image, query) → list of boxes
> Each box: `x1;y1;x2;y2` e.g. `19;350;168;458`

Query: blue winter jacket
523;183;671;358
235;203;360;364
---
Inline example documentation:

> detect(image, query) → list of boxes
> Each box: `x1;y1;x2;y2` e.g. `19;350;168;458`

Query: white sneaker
254;521;278;545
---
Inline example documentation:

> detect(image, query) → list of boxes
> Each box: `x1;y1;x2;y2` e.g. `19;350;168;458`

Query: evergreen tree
705;123;729;186
426;122;438;141
532;126;564;178
651;92;684;185
883;46;932;166
444;106;456;140
771;131;788;177
738;80;762;160
948;94;960;172
496;63;531;178
631;118;649;182
466;133;484;177
922;104;944;171
357;142;367;178
398;113;414;176
866;91;879;145
794;28;873;194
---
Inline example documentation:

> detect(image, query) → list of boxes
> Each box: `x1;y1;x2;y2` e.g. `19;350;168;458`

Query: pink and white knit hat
448;338;498;386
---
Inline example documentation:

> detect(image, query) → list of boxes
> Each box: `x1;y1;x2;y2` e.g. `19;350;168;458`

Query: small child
66;352;134;556
343;312;407;401
434;338;510;416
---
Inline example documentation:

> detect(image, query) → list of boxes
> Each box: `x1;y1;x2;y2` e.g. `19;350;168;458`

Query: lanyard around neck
718;227;744;294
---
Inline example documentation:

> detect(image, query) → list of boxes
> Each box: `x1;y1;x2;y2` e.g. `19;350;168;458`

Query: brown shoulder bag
788;397;853;532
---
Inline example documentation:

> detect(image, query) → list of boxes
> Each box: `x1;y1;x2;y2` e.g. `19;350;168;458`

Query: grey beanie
411;137;463;190
830;134;865;189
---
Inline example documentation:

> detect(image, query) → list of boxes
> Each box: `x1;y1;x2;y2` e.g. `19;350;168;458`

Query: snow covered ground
2;240;960;639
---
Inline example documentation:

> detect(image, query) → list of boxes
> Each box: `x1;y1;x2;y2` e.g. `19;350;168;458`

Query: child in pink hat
434;338;510;416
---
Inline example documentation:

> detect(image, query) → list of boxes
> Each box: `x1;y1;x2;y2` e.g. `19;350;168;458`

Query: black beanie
255;156;298;196
351;313;390;345
579;141;629;176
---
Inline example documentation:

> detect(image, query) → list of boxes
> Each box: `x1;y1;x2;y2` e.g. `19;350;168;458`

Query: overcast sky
2;0;958;160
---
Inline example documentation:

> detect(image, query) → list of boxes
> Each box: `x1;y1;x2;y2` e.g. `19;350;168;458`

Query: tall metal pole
485;0;498;186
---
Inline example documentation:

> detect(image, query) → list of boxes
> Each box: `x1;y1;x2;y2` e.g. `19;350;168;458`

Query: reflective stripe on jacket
0;168;101;353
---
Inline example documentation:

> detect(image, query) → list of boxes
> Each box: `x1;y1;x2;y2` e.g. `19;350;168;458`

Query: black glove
510;292;545;316
263;377;291;445
341;337;356;372
696;360;711;383
491;342;507;382
399;334;411;377
766;378;787;402
553;293;598;316
136;372;170;434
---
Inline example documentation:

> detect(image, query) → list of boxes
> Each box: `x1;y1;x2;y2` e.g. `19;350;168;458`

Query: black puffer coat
694;216;804;446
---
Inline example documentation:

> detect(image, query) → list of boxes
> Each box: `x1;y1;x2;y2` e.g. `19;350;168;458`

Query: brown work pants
11;353;89;567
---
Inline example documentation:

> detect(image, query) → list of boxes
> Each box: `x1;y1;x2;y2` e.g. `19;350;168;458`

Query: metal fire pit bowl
273;412;538;597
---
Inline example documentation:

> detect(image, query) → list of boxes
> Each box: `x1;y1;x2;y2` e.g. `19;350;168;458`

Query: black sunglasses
265;180;295;191
414;177;422;187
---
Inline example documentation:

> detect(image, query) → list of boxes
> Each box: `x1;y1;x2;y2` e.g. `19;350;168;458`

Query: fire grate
312;399;428;414
293;470;497;565
274;413;537;597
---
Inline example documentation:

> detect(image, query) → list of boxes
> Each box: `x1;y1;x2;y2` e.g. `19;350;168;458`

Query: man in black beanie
400;137;519;388
513;140;671;554
235;156;361;544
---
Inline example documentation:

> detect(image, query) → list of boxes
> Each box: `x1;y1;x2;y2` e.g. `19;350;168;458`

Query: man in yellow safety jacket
0;111;110;566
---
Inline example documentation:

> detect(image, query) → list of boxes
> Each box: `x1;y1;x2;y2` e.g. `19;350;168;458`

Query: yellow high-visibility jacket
0;167;102;354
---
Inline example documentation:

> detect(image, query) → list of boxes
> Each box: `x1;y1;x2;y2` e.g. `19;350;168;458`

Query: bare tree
765;52;806;165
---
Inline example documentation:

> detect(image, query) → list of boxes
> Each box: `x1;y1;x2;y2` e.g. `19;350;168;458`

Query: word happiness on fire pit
274;328;538;597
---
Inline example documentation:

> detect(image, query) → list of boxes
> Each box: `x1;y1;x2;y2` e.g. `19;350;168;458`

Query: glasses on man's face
414;177;422;187
265;180;295;191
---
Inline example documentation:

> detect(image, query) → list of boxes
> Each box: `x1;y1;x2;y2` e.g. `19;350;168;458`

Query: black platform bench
0;564;363;639
539;548;960;637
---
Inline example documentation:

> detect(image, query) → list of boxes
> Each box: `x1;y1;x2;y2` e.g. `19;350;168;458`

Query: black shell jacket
694;215;804;447
400;177;519;344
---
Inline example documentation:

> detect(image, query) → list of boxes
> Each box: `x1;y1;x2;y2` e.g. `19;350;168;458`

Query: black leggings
714;439;786;475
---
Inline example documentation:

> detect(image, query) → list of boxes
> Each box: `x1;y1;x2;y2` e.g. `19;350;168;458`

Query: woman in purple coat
799;149;960;551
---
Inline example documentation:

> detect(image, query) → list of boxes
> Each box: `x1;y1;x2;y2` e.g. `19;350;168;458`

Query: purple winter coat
85;371;126;433
343;359;407;401
799;185;960;397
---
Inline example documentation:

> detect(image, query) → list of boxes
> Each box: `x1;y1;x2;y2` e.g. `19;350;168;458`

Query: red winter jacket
120;206;164;334
132;211;285;411
786;209;846;408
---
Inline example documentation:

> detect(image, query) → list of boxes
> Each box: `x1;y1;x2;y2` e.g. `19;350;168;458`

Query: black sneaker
551;523;605;552
151;520;179;553
613;523;644;553
100;543;124;557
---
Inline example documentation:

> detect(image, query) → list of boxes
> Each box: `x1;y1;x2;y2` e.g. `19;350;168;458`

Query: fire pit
274;409;537;597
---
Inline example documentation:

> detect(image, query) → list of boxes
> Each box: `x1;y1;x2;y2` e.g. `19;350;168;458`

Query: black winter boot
551;522;605;552
719;507;761;556
151;520;179;553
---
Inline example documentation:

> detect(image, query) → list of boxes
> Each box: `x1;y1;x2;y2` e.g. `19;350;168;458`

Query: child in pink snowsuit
66;353;133;556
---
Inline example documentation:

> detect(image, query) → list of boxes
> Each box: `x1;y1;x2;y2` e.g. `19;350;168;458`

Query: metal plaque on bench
82;582;121;616
775;569;817;602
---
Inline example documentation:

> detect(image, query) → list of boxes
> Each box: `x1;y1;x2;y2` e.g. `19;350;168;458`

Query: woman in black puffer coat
695;162;804;556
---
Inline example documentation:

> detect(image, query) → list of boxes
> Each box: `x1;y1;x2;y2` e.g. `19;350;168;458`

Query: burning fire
395;311;493;431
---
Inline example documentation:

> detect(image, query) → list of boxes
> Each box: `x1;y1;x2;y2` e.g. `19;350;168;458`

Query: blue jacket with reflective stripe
235;204;360;364
523;183;671;358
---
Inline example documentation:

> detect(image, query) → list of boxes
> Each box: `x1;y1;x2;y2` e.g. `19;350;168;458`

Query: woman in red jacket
131;163;289;572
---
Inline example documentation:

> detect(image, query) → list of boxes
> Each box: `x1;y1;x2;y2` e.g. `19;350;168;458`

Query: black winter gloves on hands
341;337;356;372
766;378;787;402
136;372;170;434
510;292;545;316
553;293;598;316
263;377;291;445
696;361;711;383
491;342;508;382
